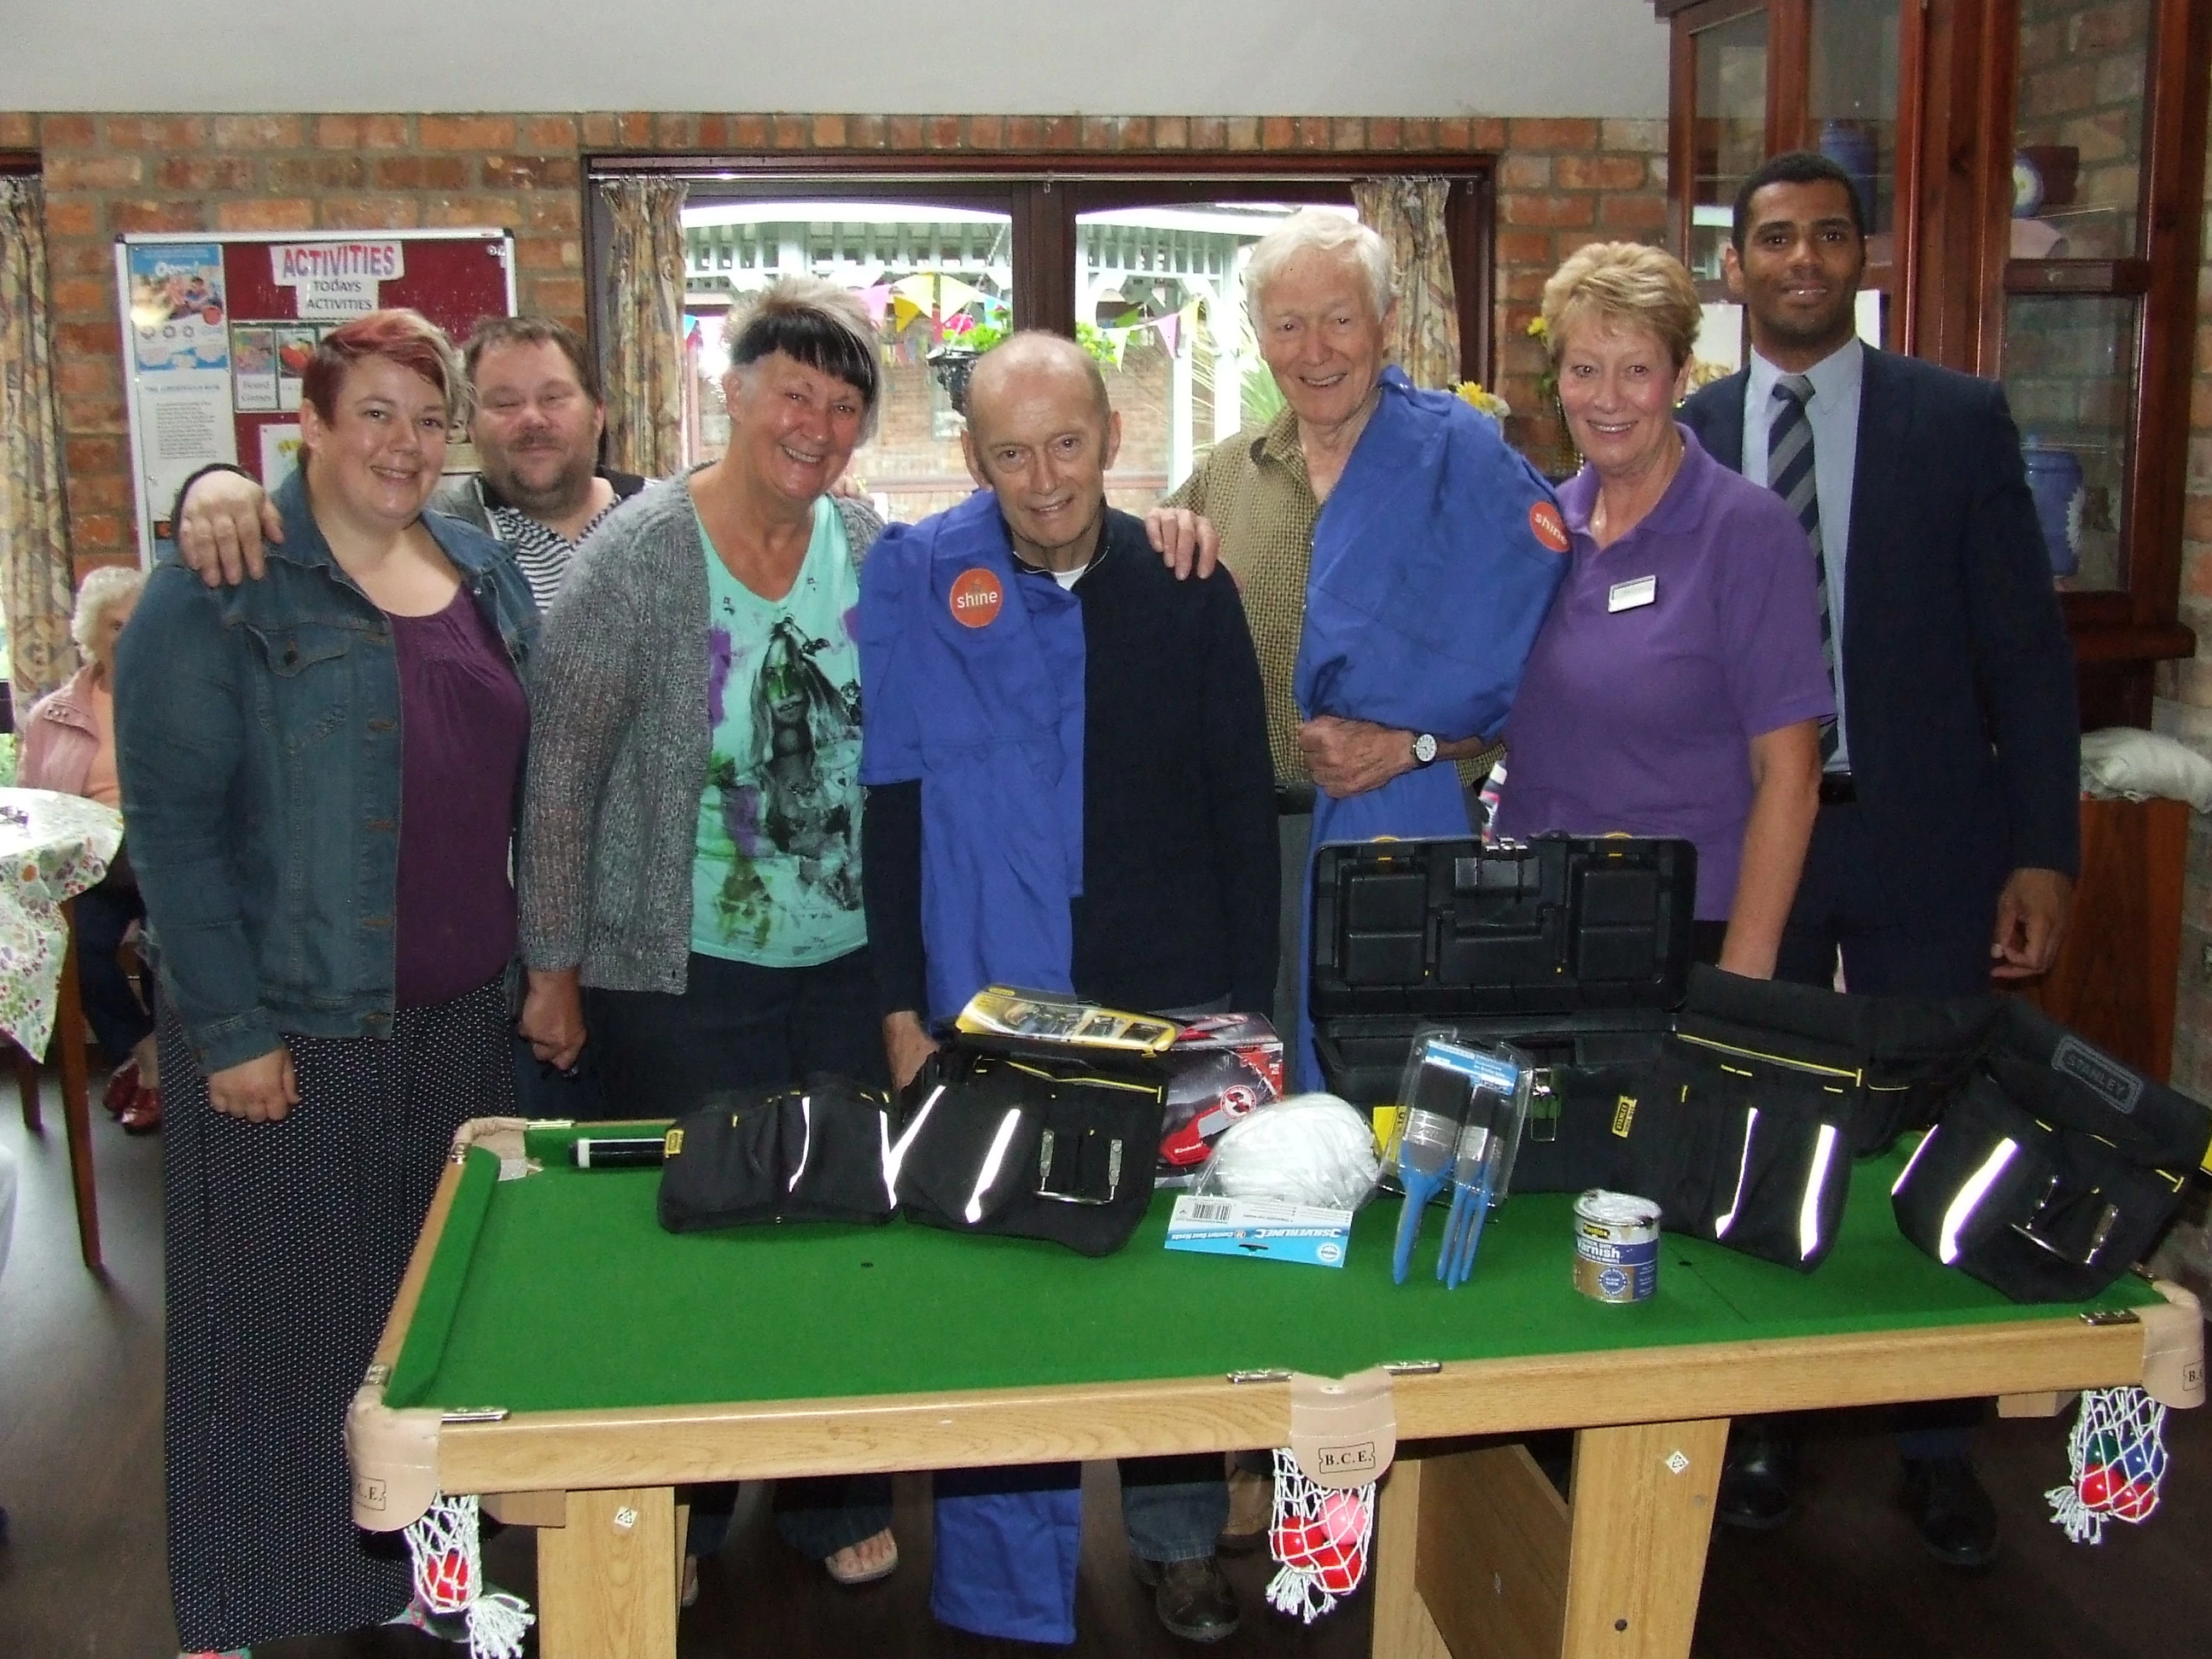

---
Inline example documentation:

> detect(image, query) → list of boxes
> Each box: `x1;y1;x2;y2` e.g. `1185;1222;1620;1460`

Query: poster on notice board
115;230;515;564
123;242;237;522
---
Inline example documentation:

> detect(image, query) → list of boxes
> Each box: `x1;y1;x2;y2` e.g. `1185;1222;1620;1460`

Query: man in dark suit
1679;150;2081;1566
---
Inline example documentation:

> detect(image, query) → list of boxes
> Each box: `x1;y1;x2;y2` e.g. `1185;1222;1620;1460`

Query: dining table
0;784;124;1270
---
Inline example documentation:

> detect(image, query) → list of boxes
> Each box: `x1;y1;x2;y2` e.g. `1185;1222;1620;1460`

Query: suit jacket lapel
1697;369;1749;472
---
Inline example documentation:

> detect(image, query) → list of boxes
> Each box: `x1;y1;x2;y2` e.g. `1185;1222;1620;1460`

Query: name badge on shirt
1608;575;1656;613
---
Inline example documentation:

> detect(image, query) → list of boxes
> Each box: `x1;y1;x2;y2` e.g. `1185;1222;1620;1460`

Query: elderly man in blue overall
859;330;1277;1644
1164;209;1570;1091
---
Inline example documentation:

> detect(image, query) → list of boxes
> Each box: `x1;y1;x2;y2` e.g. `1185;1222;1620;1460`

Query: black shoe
1132;1554;1241;1644
1900;1455;1998;1568
1715;1423;1798;1531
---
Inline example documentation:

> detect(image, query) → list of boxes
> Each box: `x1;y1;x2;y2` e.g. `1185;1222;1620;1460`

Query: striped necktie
1768;374;1841;761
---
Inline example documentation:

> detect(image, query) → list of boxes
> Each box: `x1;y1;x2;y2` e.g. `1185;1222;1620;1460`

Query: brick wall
0;108;1666;576
2016;0;2150;260
2152;67;2212;1099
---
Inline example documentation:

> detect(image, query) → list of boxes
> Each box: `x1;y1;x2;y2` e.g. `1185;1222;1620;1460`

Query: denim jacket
114;470;538;1077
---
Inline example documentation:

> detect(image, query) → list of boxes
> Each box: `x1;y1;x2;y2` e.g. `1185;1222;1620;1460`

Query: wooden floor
5;1071;2211;1658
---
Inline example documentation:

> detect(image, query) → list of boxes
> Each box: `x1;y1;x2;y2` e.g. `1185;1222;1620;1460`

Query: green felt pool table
347;1118;2202;1659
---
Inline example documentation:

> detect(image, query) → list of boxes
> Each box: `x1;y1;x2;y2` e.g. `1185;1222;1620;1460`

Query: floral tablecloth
0;788;124;1058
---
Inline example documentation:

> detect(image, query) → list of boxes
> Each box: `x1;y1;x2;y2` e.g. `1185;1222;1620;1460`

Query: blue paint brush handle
1393;1169;1442;1284
1445;1173;1496;1287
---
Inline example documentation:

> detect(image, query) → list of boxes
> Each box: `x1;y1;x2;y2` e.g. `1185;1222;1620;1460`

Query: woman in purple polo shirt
1493;242;1830;975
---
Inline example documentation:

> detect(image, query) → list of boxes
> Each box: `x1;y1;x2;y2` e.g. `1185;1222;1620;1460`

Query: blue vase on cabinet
1818;121;1878;230
2021;438;2083;579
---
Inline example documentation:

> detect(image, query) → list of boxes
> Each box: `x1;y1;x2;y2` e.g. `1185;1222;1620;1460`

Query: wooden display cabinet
1657;0;2211;728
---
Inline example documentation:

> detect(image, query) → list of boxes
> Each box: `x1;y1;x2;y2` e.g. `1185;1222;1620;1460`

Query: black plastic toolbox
1307;834;1699;1104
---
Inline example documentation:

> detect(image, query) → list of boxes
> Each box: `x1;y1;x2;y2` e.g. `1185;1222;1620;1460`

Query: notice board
114;230;515;564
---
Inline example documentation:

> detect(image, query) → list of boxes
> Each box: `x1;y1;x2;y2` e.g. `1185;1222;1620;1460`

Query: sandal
824;1528;899;1586
120;1084;162;1135
102;1061;140;1119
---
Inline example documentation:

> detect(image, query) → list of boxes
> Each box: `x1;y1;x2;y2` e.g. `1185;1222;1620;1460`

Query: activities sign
271;241;405;319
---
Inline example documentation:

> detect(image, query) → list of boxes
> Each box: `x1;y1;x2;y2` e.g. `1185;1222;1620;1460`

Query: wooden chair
9;898;102;1271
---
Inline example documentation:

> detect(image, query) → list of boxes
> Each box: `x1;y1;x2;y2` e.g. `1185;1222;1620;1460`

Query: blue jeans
74;874;153;1062
1121;1456;1230;1563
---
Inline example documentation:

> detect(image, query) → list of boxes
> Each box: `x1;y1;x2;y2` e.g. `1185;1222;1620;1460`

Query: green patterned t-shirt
690;498;865;966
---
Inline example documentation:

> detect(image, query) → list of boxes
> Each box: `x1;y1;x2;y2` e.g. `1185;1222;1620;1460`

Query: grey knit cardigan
517;465;884;991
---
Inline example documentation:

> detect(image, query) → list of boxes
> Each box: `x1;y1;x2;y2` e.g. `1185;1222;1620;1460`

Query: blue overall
1292;370;1569;1085
856;489;1088;1644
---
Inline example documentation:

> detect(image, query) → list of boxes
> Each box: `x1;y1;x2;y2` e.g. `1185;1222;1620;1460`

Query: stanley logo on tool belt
2052;1036;2141;1115
1313;1441;1379;1477
1610;1094;1638;1138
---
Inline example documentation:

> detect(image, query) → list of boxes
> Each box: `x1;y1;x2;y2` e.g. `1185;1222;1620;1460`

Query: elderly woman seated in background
1492;242;1831;974
116;308;537;1656
20;566;160;1130
516;275;896;1599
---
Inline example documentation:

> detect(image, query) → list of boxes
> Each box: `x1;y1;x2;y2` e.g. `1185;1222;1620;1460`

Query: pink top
20;664;108;802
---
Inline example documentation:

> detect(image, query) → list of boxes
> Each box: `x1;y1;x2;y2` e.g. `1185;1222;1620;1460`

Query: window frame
586;151;1497;392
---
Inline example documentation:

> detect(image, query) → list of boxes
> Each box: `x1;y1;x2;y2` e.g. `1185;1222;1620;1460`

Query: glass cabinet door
1808;0;1903;345
1687;7;1771;286
2001;0;2157;592
2002;293;2139;591
2009;0;2153;261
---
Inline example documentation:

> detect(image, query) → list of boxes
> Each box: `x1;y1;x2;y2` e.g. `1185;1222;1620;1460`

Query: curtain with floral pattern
1352;178;1460;390
598;176;690;479
0;178;78;705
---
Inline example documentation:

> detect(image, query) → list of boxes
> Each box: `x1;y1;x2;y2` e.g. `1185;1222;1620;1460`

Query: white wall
3;0;1668;118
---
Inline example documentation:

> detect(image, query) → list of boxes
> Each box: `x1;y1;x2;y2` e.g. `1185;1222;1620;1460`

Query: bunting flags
1090;300;1203;368
864;279;1199;367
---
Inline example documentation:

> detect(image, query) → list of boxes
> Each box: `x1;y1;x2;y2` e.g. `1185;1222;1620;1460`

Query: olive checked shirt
1164;409;1318;788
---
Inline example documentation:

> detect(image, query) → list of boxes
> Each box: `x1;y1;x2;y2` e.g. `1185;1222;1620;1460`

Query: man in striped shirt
171;316;646;608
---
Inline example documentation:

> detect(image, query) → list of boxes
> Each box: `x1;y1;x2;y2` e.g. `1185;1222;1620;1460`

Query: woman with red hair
115;308;539;1656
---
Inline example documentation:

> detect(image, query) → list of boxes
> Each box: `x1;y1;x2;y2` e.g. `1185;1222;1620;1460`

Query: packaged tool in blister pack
952;989;1286;1187
1381;1033;1534;1287
1154;1013;1287;1184
954;986;1183;1056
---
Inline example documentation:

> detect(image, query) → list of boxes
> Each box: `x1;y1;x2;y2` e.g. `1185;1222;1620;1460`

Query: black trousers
1773;800;1988;1455
584;946;893;1559
1774;800;1998;999
584;945;889;1116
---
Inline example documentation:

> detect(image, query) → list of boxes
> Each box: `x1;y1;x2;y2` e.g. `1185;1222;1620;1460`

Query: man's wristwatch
1411;732;1440;767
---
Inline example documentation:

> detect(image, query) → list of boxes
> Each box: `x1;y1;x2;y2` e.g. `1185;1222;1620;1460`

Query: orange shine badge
1528;501;1571;553
949;567;1004;628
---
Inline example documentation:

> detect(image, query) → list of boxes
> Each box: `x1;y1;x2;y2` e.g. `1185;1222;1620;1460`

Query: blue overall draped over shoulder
1290;368;1569;1083
855;486;1088;1644
858;488;1086;1025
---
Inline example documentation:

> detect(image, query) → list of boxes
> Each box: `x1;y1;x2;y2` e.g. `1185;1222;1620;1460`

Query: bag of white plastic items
1194;1092;1382;1212
2080;727;2212;812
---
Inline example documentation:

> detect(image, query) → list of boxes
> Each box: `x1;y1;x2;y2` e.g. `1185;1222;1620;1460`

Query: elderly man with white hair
1164;207;1569;1084
20;565;161;1130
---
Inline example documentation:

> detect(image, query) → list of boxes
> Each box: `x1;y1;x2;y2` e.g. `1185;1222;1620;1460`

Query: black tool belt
657;1074;898;1232
1511;966;2000;1272
892;1045;1166;1256
1892;1000;2209;1302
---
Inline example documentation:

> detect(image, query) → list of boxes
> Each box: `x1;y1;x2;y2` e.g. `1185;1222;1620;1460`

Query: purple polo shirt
1493;428;1834;920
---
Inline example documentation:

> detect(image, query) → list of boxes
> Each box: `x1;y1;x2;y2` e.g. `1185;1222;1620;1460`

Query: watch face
1412;733;1438;765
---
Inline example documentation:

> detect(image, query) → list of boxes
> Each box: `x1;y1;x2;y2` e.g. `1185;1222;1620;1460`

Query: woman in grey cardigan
515;276;897;1591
